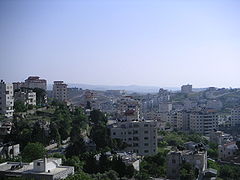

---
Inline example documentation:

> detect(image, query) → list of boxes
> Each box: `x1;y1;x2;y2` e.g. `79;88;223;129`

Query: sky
0;0;240;88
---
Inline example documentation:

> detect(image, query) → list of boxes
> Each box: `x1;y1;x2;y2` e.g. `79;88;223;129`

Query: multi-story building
189;110;218;136
167;145;209;179
14;89;36;106
231;107;240;127
110;120;157;156
53;81;68;102
181;84;192;93
24;76;47;90
218;142;238;161
0;80;14;118
210;130;233;145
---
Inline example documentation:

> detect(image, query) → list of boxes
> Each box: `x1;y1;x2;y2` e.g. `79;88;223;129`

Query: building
181;84;192;93
95;151;141;171
167;145;212;180
189;110;218;136
218;142;238;161
14;89;36;106
231;107;240;127
0;143;20;159
0;80;14;118
0;158;74;180
53;81;68;102
24;76;47;90
210;130;233;145
159;102;172;113
110;120;157;156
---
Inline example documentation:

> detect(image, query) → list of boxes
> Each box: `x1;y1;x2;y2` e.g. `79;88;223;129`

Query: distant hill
47;83;180;93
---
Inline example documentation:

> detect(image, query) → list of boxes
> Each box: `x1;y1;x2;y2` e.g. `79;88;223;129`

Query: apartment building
231;107;240;127
110;120;157;156
14;90;36;106
181;84;192;93
24;76;47;90
167;145;209;179
189;110;218;136
0;80;14;118
53;81;68;102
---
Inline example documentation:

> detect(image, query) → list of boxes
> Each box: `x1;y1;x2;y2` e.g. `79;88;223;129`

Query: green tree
22;142;45;162
14;100;27;112
89;110;107;125
64;156;84;173
33;88;46;106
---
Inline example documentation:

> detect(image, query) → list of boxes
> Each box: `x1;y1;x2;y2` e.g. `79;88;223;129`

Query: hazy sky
0;0;240;88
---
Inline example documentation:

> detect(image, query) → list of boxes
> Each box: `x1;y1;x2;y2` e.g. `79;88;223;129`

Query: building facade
181;84;192;93
110;120;157;156
231;107;240;127
53;81;68;102
0;80;14;118
24;76;47;90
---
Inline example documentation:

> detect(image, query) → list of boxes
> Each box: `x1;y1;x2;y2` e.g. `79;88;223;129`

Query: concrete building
0;80;14;118
181;84;192;93
159;102;172;113
189;110;218;136
231;107;240;127
218;142;238;161
14;89;36;106
53;81;68;102
167;145;209;180
0;158;74;180
24;76;47;90
210;130;233;145
110;120;157;156
0;144;20;159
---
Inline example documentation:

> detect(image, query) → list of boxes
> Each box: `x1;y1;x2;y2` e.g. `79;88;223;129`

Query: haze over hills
47;83;208;93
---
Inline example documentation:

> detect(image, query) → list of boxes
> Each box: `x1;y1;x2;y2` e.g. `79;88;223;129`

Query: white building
0;158;74;180
159;102;172;113
0;80;14;118
110;120;157;156
181;84;192;93
210;130;233;145
189;110;218;136
14;90;36;106
53;81;68;102
231;107;240;127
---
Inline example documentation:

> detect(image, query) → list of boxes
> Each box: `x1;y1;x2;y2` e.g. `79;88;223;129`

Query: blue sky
0;0;239;88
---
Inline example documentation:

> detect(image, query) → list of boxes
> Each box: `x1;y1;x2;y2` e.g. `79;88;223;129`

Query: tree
22;142;45;162
64;156;84;173
90;124;111;150
179;162;195;180
33;88;46;106
49;122;61;145
65;137;86;158
112;156;126;178
14;100;27;112
99;153;111;173
89;110;107;125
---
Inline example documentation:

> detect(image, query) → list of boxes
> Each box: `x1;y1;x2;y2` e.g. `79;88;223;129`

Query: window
144;131;148;134
144;137;149;140
113;132;116;135
37;162;41;166
144;150;149;153
144;143;149;146
172;159;176;164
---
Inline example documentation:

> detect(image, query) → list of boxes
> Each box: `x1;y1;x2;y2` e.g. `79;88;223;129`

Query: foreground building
53;81;68;102
0;157;74;180
110;120;157;156
167;144;217;180
0;80;14;117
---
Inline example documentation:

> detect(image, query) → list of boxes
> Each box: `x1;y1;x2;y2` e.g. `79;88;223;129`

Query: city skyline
1;0;240;88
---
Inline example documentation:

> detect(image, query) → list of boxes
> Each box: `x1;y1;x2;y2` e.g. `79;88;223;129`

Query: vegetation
21;142;46;162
